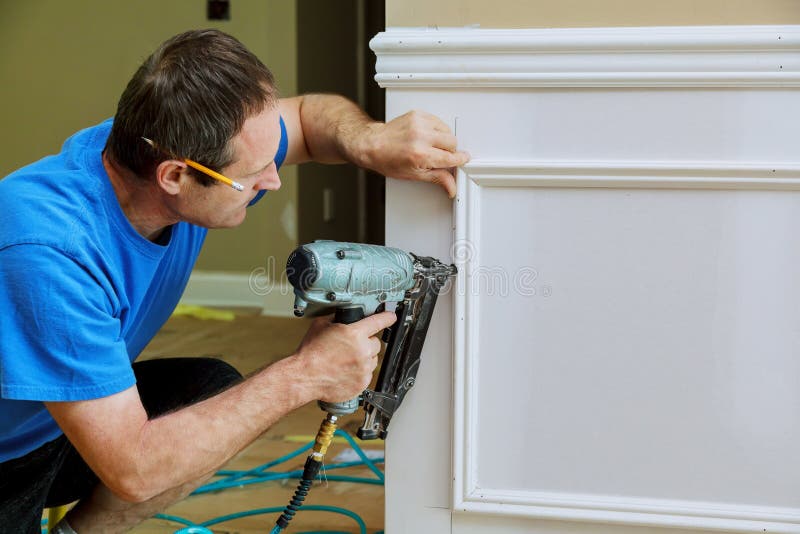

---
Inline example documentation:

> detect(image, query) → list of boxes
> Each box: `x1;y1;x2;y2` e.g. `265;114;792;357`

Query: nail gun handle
318;307;366;415
333;307;365;325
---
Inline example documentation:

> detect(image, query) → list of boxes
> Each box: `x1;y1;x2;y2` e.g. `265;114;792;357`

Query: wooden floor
130;309;385;534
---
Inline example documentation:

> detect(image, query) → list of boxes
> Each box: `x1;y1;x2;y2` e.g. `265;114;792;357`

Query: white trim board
180;270;295;317
370;25;800;87
452;164;800;533
465;160;800;190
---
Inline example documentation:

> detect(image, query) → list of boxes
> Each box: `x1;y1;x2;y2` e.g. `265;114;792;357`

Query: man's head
105;29;277;186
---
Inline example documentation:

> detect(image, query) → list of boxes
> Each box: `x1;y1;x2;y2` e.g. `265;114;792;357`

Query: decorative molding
464;160;800;190
456;491;800;533
180;270;294;317
452;162;800;532
370;25;800;87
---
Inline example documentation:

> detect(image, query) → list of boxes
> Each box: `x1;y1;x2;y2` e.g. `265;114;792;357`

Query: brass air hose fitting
274;413;339;531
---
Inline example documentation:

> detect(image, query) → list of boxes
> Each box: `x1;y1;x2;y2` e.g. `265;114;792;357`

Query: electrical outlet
323;188;334;223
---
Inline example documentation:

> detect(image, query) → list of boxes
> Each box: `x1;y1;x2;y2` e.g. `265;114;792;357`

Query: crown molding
371;25;800;87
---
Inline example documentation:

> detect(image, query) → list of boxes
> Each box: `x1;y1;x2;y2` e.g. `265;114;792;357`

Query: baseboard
180;270;295;318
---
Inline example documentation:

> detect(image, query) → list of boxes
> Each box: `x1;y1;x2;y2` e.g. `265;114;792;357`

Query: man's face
180;104;282;228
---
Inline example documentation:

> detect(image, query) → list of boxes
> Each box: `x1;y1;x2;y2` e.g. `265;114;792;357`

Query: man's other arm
278;95;470;198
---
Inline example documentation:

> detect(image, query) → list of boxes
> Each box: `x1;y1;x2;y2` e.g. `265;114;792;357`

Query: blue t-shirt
0;118;287;462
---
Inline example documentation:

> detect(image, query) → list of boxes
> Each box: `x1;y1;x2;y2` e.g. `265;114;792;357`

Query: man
0;29;468;533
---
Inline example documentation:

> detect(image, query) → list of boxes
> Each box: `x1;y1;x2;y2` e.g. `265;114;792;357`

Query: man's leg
49;357;243;533
0;436;74;534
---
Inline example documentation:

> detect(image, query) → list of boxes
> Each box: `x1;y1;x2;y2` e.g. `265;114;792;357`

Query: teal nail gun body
286;240;456;439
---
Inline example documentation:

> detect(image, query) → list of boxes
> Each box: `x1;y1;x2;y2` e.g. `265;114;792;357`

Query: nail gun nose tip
294;309;305;317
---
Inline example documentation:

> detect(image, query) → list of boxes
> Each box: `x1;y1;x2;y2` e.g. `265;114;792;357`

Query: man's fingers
403;109;455;138
449;150;471;168
355;311;397;336
369;336;383;357
425;148;470;170
430;131;458;152
427;168;457;199
423;113;454;134
403;109;445;128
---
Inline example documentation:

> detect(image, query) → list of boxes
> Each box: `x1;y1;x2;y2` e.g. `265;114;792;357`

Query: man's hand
359;110;470;198
281;96;470;198
293;311;397;402
44;309;397;505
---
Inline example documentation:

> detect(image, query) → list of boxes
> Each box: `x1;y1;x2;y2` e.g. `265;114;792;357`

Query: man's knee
133;357;243;418
195;357;243;393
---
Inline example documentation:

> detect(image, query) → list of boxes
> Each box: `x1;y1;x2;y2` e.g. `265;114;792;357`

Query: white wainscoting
455;163;800;533
374;25;800;534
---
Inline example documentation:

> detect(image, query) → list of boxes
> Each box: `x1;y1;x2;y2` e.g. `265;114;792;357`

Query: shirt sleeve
276;115;288;169
248;115;288;208
0;244;135;401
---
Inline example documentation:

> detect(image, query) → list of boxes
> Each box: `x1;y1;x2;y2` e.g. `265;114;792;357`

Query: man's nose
255;164;281;191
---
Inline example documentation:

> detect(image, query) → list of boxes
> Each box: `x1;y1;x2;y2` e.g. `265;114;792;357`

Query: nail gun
271;240;455;532
286;239;456;439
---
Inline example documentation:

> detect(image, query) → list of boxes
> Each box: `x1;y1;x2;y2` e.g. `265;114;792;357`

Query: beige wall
387;0;800;27
0;0;298;273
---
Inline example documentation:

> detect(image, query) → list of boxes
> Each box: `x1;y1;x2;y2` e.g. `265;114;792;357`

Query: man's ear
155;159;188;195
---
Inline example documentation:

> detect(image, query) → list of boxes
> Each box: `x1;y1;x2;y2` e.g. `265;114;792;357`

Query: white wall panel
375;25;800;534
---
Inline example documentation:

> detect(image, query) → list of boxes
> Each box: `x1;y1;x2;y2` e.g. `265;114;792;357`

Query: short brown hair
105;29;277;186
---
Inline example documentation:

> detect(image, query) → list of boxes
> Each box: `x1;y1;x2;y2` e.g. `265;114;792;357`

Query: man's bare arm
279;95;470;198
45;312;396;503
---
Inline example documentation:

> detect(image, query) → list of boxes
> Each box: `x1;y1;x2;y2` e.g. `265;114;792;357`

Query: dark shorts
0;357;243;534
